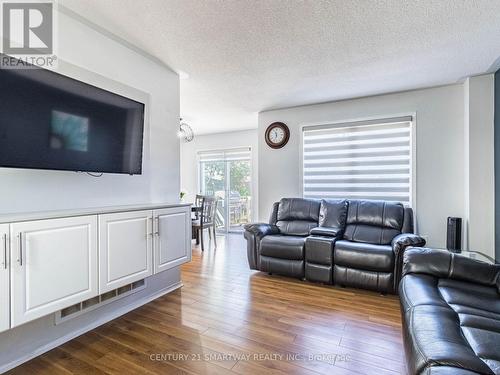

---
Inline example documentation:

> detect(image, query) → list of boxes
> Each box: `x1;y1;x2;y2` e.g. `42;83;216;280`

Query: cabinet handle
3;234;6;270
155;217;160;237
18;232;23;266
148;217;153;237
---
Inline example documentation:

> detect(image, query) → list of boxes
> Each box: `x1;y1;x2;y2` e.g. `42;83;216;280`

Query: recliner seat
260;235;305;260
260;235;306;278
244;197;425;294
257;198;320;279
334;240;395;292
334;241;394;272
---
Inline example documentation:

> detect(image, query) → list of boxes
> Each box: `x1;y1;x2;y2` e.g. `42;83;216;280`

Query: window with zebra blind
302;116;414;206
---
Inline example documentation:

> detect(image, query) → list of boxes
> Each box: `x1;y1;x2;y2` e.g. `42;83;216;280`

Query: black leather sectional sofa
400;248;500;375
244;198;426;294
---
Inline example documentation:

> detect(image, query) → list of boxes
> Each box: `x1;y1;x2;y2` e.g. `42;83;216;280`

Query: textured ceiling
60;0;500;134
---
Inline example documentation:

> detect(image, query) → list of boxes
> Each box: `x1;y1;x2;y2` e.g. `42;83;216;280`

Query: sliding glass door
198;148;252;233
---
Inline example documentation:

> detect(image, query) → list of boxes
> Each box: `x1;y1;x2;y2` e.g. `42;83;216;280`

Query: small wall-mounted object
178;118;194;142
446;217;462;252
265;122;290;149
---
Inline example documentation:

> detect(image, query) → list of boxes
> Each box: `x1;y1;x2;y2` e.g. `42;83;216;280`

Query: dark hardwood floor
7;234;406;375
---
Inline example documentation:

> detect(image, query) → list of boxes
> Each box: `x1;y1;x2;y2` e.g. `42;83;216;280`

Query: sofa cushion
438;279;500;374
461;325;500;373
275;198;321;236
402;304;493;375
403;247;500;288
400;252;500;375
318;199;348;234
334;240;394;272
437;279;500;324
277;198;320;222
399;274;448;313
400;273;500;317
276;220;317;236
344;200;404;244
260;235;305;260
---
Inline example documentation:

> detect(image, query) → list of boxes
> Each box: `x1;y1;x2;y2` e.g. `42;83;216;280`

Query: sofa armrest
402;248;500;288
392;233;426;293
244;223;280;237
392;233;426;256
243;223;280;270
309;226;340;237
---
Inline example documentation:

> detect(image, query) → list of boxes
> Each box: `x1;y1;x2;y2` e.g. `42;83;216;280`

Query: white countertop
0;202;192;223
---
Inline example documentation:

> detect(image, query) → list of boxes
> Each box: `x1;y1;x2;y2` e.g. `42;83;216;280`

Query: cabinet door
10;216;98;327
99;210;153;293
153;206;191;274
0;224;9;333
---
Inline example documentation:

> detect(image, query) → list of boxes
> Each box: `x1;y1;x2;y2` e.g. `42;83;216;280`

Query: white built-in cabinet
0;204;191;331
0;224;10;333
154;207;191;273
99;210;153;293
10;216;98;327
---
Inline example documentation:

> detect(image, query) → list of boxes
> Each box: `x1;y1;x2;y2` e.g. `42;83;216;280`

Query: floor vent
55;279;147;324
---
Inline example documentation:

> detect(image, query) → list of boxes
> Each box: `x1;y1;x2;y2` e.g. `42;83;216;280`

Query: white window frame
196;147;253;233
299;114;417;211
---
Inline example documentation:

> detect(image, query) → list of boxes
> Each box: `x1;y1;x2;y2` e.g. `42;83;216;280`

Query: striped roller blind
197;147;251;162
302;116;413;205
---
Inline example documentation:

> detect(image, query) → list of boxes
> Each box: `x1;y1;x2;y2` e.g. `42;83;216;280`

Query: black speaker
446;217;462;252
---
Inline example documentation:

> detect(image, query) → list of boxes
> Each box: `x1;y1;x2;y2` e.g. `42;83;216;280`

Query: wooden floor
8;234;406;375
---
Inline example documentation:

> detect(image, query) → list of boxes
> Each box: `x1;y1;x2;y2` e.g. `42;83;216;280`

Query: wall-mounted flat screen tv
0;63;145;175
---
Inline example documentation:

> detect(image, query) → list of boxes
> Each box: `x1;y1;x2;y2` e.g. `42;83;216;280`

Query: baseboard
0;281;183;374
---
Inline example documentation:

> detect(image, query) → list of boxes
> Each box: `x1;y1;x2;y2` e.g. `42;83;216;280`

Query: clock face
269;126;285;144
265;122;290;149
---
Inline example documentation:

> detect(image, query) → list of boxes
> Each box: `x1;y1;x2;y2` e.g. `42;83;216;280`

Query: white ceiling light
178;118;194;142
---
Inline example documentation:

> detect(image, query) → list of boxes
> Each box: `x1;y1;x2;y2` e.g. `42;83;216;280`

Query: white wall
0;7;180;214
180;129;258;221
465;75;495;256
258;84;468;249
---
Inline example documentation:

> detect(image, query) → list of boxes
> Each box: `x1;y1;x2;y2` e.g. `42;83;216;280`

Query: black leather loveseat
400;248;500;375
244;198;425;294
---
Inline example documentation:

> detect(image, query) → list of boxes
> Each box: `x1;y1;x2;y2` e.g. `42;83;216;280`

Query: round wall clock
265;122;290;149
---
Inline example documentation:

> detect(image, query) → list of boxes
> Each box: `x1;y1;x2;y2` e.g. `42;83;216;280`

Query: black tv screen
0;65;145;174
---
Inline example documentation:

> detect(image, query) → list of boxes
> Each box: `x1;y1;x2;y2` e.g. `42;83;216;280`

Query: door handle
2;234;6;270
18;232;23;266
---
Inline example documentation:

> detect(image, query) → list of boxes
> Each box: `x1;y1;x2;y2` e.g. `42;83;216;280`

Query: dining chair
193;194;204;220
192;196;218;251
